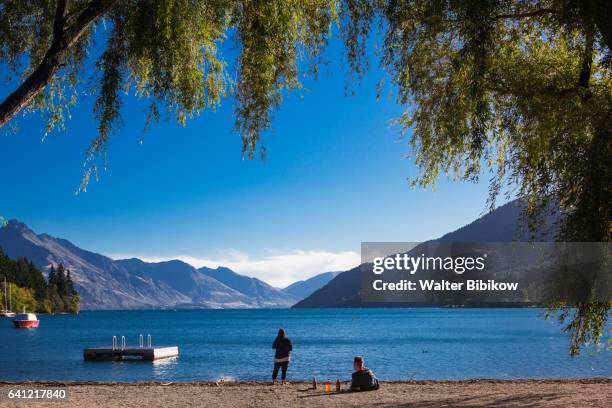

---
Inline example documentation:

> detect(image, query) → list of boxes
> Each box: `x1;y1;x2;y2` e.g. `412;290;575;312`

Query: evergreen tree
27;260;46;301
47;265;57;289
66;270;76;296
55;264;66;297
0;248;79;314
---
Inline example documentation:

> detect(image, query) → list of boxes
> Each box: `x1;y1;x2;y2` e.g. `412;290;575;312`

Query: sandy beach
0;379;610;407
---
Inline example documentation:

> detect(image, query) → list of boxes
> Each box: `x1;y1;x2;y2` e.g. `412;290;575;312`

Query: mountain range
0;220;329;309
283;271;340;299
0;199;553;310
293;200;558;308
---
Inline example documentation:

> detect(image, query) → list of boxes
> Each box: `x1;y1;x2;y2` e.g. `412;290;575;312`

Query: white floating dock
83;346;178;361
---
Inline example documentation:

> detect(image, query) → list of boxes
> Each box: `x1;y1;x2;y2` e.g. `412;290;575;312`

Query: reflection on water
153;357;179;376
83;355;180;378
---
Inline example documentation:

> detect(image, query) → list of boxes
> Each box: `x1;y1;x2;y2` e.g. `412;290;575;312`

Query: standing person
350;356;380;391
272;329;292;384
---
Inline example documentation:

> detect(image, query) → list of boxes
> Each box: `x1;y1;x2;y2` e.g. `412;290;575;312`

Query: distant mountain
0;220;190;309
291;268;361;308
0;220;292;309
117;259;254;307
198;266;299;307
436;199;558;242
293;200;559;308
283;271;340;299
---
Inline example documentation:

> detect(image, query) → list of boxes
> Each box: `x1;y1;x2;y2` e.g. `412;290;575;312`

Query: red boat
13;312;40;329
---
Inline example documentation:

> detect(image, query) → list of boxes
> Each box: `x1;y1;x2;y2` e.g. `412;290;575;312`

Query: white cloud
108;249;360;288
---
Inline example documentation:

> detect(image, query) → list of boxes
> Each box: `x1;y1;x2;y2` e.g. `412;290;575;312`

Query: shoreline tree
0;249;80;313
0;1;609;354
353;0;611;356
47;264;80;313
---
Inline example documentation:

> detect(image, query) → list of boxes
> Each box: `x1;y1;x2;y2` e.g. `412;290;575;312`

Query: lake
0;308;610;382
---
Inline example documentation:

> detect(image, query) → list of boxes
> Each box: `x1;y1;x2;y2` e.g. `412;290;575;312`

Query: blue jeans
272;361;288;380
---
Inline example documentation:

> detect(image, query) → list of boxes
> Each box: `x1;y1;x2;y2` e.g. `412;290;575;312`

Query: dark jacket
272;336;292;360
351;368;379;391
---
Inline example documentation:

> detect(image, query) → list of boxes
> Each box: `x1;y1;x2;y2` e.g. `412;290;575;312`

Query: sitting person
350;356;380;391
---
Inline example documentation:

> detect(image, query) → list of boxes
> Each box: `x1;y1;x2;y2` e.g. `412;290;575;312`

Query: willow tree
0;0;610;354
0;0;336;185
344;0;610;355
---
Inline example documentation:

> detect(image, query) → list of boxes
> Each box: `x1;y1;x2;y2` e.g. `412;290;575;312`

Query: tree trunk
0;0;116;129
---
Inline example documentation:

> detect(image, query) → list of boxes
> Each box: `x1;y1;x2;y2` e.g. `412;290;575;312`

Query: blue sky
0;35;499;286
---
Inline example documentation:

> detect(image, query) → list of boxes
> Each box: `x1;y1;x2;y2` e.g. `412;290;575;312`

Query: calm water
0;309;610;381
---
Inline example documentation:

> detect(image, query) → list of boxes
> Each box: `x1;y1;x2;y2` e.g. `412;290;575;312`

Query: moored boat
13;312;39;328
2;277;15;317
